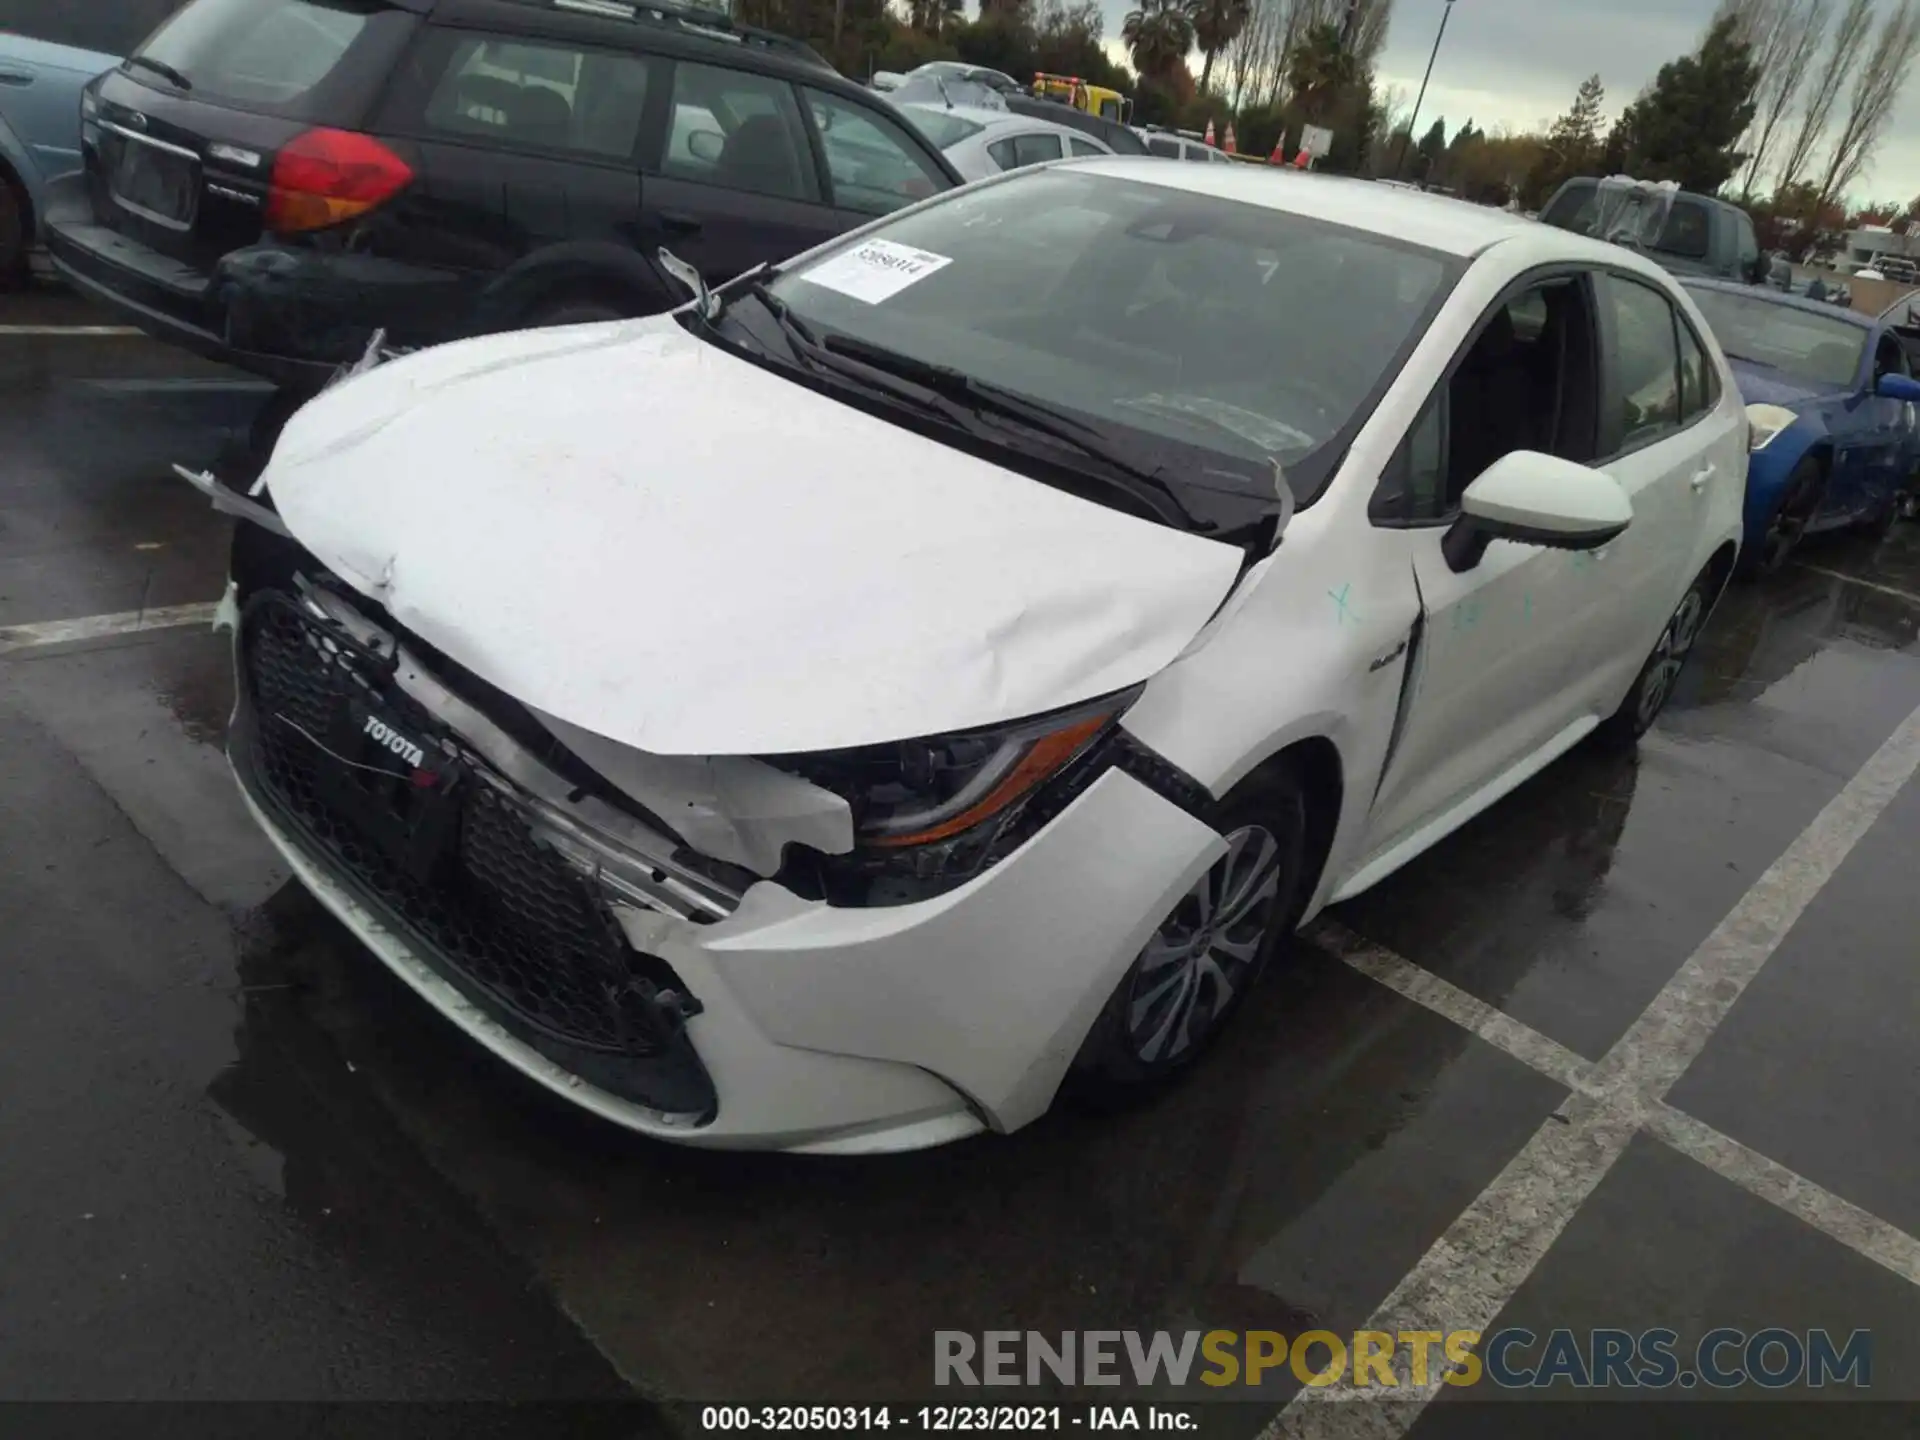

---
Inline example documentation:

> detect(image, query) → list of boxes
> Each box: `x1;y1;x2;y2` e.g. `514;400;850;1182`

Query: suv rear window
0;0;184;56
130;0;414;120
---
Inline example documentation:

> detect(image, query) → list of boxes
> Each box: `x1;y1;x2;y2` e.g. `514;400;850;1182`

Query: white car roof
905;104;1097;142
913;103;1082;134
1062;158;1585;260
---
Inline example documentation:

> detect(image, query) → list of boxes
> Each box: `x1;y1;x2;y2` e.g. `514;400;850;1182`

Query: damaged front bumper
225;573;1226;1152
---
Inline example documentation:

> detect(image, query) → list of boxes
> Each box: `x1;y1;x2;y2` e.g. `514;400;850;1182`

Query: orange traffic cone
1293;149;1311;169
1203;119;1215;146
1268;137;1285;165
1224;123;1237;154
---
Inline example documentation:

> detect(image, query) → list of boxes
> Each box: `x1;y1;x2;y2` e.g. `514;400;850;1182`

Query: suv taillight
265;128;412;234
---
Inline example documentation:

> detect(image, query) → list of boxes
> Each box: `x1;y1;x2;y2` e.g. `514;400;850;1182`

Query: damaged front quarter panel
535;709;854;877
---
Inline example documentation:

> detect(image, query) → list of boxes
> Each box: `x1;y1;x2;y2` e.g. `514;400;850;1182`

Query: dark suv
44;0;962;388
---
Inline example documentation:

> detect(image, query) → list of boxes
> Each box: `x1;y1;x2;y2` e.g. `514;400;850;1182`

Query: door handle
0;70;35;87
1689;465;1716;493
656;210;701;235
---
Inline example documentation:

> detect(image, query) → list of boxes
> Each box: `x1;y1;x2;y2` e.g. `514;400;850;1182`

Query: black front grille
237;592;700;1067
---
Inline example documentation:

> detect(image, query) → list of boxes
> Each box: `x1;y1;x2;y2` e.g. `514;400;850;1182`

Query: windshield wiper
720;292;1196;528
808;334;1195;522
124;54;192;91
738;274;822;355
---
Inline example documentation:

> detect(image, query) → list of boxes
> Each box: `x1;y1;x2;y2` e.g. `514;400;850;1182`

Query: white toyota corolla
216;159;1746;1152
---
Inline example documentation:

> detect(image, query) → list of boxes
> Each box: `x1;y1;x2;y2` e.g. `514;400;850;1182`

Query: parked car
0;1;181;281
1136;125;1235;163
203;165;1745;1151
1685;278;1920;573
903;60;1022;95
901;103;1109;181
1541;175;1768;285
44;0;962;391
1003;92;1147;155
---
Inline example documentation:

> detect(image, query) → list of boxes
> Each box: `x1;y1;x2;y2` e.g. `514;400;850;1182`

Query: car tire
1740;455;1824;578
522;297;631;329
1067;761;1311;1106
0;169;28;291
1596;565;1714;749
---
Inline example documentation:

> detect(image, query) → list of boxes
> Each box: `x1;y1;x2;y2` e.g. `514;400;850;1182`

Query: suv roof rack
538;0;831;65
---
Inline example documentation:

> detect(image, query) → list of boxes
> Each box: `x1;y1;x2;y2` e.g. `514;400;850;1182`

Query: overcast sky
1090;0;1920;204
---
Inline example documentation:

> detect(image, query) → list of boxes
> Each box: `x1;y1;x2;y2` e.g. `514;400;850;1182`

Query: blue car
0;4;180;282
1684;278;1920;574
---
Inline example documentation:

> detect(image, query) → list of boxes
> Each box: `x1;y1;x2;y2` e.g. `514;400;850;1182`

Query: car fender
1743;412;1830;537
1121;506;1426;920
470;240;676;329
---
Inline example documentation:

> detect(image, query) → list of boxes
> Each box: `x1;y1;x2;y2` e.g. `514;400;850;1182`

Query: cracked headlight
772;689;1139;904
1746;403;1800;452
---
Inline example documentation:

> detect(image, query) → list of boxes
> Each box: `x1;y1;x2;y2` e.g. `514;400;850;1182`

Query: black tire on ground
0;169;28;290
1596;564;1716;749
1738;455;1824;579
1067;760;1312;1107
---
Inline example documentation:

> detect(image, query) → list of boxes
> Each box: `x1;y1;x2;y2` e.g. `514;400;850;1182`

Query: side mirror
1442;451;1632;573
1877;372;1920;403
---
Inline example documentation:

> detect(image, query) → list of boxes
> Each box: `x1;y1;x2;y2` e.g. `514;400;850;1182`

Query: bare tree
1773;0;1874;194
1806;0;1920;222
1225;0;1280;110
1716;0;1833;199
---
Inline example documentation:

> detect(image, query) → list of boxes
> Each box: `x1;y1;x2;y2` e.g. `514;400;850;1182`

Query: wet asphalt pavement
4;284;1920;1436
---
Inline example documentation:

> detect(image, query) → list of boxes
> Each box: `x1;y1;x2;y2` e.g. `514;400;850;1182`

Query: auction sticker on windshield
799;239;953;304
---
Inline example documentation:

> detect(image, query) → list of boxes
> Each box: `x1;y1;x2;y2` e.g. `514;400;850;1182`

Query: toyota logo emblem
127;111;148;130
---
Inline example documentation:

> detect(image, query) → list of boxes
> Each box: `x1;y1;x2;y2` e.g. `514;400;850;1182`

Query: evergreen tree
1604;14;1760;192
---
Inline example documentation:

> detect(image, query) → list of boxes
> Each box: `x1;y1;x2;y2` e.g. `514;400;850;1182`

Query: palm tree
1123;0;1196;83
1286;21;1359;123
1191;0;1250;95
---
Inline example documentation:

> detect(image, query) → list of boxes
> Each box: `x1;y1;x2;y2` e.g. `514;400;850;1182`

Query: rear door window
1677;316;1718;420
420;33;654;160
663;63;818;202
1652;198;1711;260
804;88;945;215
125;0;415;120
1067;137;1105;158
1145;136;1180;158
1601;273;1683;451
988;131;1063;170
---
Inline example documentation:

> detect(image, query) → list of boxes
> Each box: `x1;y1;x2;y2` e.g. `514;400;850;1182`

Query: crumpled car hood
263;316;1244;756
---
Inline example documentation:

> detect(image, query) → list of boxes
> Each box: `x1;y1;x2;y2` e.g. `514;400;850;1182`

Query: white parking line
0;325;144;337
1272;697;1920;1432
1646;1103;1920;1289
78;378;274;394
1795;561;1920;609
0;602;220;654
1307;920;1594;1094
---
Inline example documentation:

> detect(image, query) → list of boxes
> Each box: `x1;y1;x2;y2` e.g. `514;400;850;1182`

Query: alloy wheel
1125;825;1281;1064
1636;586;1706;729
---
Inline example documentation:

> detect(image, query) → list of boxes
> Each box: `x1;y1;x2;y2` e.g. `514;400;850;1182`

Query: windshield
1686;287;1867;390
766;169;1461;510
903;107;986;151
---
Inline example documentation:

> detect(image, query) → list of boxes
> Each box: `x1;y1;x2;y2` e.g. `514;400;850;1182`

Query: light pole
1396;0;1456;181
